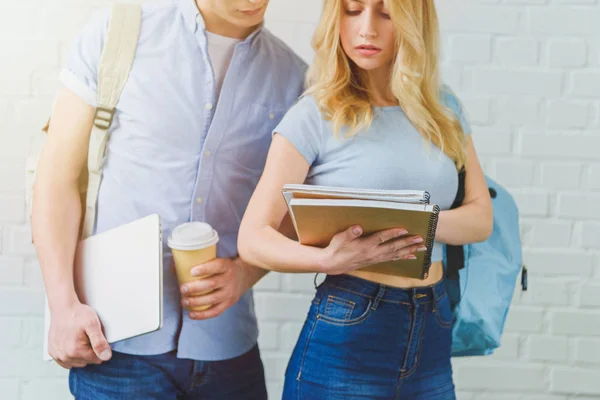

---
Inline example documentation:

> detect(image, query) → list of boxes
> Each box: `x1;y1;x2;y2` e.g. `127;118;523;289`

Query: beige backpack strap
82;3;142;238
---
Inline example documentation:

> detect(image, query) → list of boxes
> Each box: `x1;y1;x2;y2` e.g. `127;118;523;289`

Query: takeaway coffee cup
168;222;219;311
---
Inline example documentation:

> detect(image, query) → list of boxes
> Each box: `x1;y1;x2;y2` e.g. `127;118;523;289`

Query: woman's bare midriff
346;261;444;288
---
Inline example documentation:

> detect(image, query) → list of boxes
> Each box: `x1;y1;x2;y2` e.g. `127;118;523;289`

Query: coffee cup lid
168;222;219;251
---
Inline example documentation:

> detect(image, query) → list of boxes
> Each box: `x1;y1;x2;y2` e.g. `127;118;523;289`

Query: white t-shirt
206;31;241;99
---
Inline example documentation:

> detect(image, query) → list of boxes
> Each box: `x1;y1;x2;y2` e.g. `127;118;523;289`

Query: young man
32;0;306;398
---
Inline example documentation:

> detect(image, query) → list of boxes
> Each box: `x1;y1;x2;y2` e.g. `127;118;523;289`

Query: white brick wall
1;0;599;399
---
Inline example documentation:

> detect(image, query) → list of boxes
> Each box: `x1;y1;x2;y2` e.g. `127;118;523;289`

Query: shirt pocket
223;103;286;172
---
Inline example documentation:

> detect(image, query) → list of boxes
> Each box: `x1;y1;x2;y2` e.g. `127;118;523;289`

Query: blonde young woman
238;0;492;398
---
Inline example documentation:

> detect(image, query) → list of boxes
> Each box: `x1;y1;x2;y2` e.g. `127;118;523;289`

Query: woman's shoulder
439;84;464;113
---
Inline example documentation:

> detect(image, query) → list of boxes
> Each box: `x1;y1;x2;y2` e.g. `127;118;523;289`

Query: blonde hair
306;0;467;170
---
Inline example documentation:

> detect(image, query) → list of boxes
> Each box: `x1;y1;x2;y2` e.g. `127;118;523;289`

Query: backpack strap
82;3;142;238
446;168;466;280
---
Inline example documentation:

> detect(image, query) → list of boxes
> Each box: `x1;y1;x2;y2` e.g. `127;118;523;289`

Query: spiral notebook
282;185;439;279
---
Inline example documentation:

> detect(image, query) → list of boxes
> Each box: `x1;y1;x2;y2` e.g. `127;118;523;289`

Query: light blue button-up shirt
59;0;307;361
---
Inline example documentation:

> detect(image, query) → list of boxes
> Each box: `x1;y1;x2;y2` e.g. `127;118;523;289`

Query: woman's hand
319;226;427;275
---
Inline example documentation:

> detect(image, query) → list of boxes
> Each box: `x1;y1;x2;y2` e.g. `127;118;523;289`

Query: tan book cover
288;198;440;279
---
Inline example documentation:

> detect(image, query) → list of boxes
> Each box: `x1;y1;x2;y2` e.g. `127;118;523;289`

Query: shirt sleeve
58;9;110;107
272;95;323;165
441;85;472;136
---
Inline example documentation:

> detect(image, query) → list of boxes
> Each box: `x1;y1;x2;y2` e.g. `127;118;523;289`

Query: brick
0;289;45;316
264;0;323;24
0;379;19;400
42;7;101;41
3;226;36;256
551;368;600;395
451;35;492;63
527;335;569;362
493;160;534;187
518;279;570;306
469;69;562;96
540;163;582;190
0;8;41;39
254;272;281;291
254;293;312;321
32;69;61;98
574;339;600;365
521;134;600;160
455;365;546;391
280;322;304;351
472;128;512;155
570;72;600;98
527;7;600;35
520;219;572;248
0;350;67;378
0;158;26;193
523;250;594;277
551;310;600;336
546;100;590;129
495;97;540;126
495;38;539;66
0;256;24;285
261;352;289;383
0;40;60;70
24;259;45;291
0;196;25;223
257;321;279;351
21;317;45;349
504;307;544;333
462;97;491;125
437;5;520;34
21;379;71;400
0;318;21;349
558;194;600;220
580;283;600;307
282;273;318;293
549;39;588;68
511;190;548;217
490;334;520;360
582;223;600;250
590;164;600;190
266;382;283;400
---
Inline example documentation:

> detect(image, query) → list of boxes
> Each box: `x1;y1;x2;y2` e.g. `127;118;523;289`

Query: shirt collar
179;0;264;46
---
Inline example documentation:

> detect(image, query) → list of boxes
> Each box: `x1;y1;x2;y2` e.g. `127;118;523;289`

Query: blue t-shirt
273;87;471;263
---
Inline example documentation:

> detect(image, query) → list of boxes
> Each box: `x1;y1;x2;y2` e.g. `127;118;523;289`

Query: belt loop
371;284;386;310
313;273;321;289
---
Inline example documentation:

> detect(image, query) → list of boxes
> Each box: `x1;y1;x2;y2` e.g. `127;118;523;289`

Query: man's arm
32;87;111;368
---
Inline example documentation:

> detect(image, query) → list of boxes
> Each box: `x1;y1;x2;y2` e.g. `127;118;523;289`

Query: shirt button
205;103;213;110
196;15;202;25
205;150;212;157
196;197;203;204
269;112;275;120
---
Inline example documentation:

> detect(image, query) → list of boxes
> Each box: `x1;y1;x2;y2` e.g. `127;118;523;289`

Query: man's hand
179;258;259;320
48;302;112;369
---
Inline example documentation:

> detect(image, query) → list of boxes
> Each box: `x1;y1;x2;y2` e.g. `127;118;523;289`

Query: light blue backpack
444;171;526;357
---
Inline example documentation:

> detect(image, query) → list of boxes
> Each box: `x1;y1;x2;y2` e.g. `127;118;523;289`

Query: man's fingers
85;318;112;361
181;274;228;296
189;302;227;320
182;289;225;309
190;259;226;278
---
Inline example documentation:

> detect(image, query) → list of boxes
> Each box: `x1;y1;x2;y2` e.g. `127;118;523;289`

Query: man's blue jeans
69;344;267;399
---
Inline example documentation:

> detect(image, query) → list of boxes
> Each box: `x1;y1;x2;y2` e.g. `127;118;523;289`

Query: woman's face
339;0;396;72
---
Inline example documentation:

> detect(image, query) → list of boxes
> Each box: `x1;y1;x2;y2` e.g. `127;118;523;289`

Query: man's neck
196;0;259;40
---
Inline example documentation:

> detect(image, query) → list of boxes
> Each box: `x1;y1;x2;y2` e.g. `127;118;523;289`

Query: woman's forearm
435;202;493;246
238;225;326;273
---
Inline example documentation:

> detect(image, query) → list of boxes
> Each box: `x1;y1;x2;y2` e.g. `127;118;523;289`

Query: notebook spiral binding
420;191;431;204
422;204;441;278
